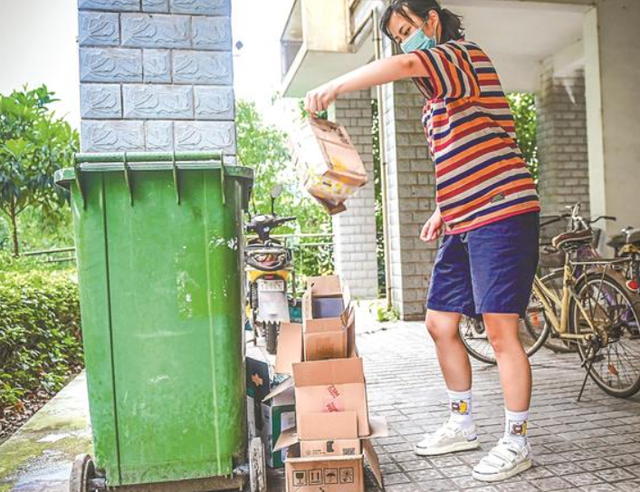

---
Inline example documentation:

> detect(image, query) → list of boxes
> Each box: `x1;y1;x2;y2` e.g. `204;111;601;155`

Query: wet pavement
1;310;640;491
0;373;92;492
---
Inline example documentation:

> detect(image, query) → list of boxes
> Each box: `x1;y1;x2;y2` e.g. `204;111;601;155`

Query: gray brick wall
332;89;379;300
78;0;235;154
537;63;590;241
381;36;437;321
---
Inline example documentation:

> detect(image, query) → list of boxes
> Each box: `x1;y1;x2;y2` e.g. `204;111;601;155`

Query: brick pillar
78;0;235;155
331;90;379;300
537;63;590;241
381;38;437;321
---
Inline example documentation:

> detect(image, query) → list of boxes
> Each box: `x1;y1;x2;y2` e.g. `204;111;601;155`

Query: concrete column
331;90;379;300
380;37;437;321
536;63;590;241
584;1;640;237
78;0;235;155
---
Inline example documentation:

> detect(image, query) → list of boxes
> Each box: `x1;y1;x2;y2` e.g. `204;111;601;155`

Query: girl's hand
420;208;444;242
304;83;339;116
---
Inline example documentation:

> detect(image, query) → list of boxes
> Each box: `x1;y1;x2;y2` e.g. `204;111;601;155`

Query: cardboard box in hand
291;118;368;215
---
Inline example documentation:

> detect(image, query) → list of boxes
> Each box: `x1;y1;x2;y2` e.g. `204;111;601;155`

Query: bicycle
607;225;640;294
525;204;611;355
461;214;640;398
526;204;640;355
459;210;587;364
461;204;613;362
528;229;640;398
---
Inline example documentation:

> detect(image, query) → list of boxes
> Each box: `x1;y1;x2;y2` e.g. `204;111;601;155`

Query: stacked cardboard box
263;274;385;492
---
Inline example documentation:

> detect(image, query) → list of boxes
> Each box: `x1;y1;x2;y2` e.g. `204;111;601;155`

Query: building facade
279;0;640;321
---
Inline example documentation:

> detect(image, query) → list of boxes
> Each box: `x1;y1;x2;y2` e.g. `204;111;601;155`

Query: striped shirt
410;40;540;234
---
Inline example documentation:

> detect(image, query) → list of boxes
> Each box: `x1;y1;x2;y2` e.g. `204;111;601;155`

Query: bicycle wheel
569;271;640;398
459;316;496;365
459;314;545;365
524;270;576;354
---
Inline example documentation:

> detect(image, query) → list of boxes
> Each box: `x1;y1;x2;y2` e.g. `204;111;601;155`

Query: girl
304;0;540;483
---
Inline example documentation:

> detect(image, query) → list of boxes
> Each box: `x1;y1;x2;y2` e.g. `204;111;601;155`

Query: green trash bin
55;152;266;492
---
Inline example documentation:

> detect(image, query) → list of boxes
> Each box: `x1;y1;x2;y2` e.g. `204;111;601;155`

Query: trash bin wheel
249;437;267;492
69;454;96;492
265;321;279;355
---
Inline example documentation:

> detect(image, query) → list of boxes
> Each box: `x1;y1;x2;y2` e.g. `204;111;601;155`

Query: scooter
244;185;297;354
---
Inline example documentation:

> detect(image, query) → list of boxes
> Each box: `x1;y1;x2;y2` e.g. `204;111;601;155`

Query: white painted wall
0;0;80;128
584;0;640;235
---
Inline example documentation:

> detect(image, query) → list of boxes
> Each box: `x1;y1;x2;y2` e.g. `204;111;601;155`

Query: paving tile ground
356;319;640;492
1;316;639;491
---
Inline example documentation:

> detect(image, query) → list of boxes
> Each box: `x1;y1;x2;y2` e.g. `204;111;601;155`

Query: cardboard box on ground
291;118;369;216
260;274;385;492
246;357;295;468
276;412;386;492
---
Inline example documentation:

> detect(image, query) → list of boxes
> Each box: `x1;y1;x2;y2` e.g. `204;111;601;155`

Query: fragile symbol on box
309;469;323;485
327;384;340;398
339;467;355;484
293;470;307;486
324;400;341;413
324;468;338;484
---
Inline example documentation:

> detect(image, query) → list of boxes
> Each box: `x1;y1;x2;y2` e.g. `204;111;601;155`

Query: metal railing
246;233;335;294
20;234;336;291
21;246;77;264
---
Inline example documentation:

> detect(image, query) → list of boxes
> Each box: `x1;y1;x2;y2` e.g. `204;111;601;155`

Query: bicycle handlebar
540;213;616;229
539;215;566;228
588;215;617;224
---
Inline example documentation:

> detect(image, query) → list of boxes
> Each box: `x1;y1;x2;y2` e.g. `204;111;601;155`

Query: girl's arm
305;44;480;114
305;54;425;114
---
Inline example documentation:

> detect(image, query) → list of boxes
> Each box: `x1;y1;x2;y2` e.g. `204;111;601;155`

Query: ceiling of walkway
447;0;590;91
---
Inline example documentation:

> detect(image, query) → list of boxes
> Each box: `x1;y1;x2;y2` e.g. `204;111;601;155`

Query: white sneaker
472;437;532;482
414;419;480;456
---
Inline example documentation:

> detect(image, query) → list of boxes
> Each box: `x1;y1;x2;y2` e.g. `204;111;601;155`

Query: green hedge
0;257;82;411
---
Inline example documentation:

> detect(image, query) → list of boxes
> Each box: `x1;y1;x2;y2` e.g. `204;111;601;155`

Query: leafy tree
507;93;538;181
0;85;79;255
372;99;386;297
236;100;334;284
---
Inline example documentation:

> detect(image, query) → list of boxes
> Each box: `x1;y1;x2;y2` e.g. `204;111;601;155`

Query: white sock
504;408;529;446
447;389;474;430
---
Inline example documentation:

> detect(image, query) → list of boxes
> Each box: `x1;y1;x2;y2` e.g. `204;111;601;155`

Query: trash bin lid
54;151;253;209
54;162;253;188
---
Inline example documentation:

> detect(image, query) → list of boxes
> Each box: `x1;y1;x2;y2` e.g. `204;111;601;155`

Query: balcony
279;0;375;97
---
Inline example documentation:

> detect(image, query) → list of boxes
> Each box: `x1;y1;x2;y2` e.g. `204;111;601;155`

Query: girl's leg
425;309;472;391
483;313;532;412
471;312;533;482
464;213;538;481
414;309;480;456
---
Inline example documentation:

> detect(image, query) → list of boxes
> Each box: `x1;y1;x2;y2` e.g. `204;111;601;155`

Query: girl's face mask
400;17;438;53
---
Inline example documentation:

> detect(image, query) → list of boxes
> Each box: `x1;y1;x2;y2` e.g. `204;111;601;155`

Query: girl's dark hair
380;0;465;44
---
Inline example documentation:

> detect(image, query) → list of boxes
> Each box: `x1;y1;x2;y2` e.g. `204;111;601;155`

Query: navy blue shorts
426;212;540;319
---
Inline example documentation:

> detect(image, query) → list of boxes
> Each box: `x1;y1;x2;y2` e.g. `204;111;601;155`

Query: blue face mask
400;20;437;53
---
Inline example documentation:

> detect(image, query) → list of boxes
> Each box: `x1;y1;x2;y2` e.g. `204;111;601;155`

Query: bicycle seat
552;229;594;252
